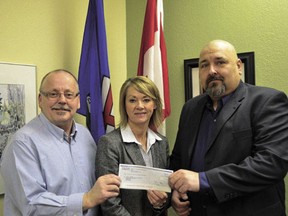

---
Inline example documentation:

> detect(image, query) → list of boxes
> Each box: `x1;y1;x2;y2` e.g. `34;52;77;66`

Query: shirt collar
206;91;234;111
39;113;77;143
120;125;162;147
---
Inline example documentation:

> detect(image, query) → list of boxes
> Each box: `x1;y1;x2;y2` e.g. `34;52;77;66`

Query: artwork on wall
0;84;25;157
0;62;37;194
183;52;255;102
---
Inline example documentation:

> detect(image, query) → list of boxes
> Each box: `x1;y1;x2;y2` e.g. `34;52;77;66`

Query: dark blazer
170;82;288;216
95;128;170;216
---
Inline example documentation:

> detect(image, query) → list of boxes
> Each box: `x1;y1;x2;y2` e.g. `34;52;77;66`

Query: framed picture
184;52;255;101
0;62;37;194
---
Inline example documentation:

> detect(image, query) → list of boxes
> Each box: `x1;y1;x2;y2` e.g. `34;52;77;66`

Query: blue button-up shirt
0;113;97;216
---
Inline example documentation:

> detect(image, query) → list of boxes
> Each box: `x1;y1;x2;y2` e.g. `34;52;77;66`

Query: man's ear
38;93;42;102
237;59;242;75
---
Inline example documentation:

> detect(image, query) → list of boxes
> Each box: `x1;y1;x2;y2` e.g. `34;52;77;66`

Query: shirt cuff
67;193;84;216
199;172;211;191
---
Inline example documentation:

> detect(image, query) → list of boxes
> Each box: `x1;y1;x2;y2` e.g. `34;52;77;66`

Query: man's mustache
206;75;224;86
52;106;71;112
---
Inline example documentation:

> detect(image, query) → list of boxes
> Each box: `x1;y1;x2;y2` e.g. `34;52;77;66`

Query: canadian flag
137;0;171;134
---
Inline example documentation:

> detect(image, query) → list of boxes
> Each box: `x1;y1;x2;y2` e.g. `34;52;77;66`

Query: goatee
206;82;226;99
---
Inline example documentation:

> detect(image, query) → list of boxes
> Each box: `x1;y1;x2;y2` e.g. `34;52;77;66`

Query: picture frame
184;52;255;101
0;62;37;194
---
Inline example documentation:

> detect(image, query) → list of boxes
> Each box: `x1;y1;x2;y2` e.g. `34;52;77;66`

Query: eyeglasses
40;91;80;100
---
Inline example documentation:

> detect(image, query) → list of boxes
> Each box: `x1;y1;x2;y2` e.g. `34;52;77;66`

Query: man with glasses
0;69;121;216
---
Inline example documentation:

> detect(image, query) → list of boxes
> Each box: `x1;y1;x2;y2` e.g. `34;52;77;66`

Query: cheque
118;164;173;192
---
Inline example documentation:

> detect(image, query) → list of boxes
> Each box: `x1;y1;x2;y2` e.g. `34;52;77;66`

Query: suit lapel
124;142;146;166
151;142;162;168
207;83;246;151
123;140;162;168
185;97;207;167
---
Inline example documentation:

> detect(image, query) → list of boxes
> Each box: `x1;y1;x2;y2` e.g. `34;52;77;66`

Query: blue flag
77;0;115;142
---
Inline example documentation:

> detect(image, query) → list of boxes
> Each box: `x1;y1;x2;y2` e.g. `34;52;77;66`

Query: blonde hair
119;76;163;128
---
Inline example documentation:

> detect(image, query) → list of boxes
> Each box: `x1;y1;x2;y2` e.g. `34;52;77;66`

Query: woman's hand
147;190;168;208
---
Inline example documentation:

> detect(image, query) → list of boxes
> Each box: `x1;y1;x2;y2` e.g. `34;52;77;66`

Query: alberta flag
77;0;115;142
137;0;171;133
